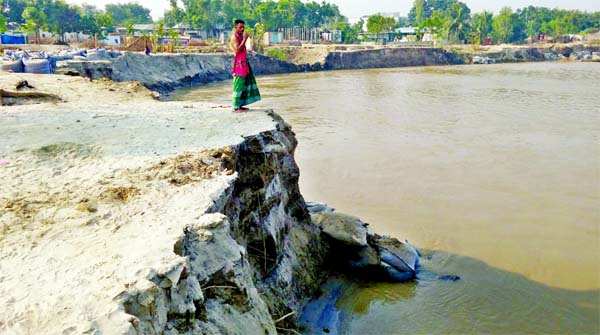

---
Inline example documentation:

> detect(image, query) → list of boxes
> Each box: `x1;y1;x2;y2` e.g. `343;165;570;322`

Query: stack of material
23;58;53;74
0;58;23;73
1;50;54;74
1;50;24;73
54;48;123;67
52;50;76;61
1;48;123;74
22;51;53;74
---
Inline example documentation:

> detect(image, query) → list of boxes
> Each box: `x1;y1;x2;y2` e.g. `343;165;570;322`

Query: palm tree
126;22;134;45
168;28;179;53
445;2;470;43
419;13;445;42
154;21;165;52
471;11;493;44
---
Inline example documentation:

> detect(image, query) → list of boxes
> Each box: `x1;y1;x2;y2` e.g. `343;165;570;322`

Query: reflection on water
300;250;599;335
171;62;600;333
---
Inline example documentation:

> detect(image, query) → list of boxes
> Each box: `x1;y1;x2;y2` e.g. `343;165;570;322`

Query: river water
172;62;599;334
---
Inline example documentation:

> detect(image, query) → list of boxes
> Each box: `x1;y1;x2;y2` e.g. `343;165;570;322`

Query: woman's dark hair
234;19;245;25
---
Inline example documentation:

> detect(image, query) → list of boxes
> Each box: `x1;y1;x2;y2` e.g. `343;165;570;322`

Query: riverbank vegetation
409;1;600;44
1;0;599;45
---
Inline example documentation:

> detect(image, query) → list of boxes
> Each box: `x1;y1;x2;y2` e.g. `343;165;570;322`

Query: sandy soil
0;72;277;334
267;41;599;65
0;44;72;54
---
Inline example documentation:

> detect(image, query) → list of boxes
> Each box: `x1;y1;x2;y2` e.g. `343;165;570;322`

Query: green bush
265;48;287;61
0;15;7;34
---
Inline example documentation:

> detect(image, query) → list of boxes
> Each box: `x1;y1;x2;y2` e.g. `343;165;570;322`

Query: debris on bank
471;56;496;64
1;48;122;74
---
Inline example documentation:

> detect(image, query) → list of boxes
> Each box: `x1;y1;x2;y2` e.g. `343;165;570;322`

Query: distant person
229;19;261;113
145;37;152;55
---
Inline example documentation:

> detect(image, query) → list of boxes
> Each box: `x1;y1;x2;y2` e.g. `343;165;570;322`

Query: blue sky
67;0;600;21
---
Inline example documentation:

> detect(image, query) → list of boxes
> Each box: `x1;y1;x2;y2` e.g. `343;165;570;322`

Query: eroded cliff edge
56;52;309;93
55;44;600;93
0;73;419;335
0;72;324;335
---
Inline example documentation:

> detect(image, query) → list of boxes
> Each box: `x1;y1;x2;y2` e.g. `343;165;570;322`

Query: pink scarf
232;32;250;78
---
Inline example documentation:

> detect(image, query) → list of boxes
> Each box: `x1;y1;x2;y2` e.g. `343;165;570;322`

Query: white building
263;31;284;45
101;34;122;46
132;24;156;36
172;23;192;34
63;32;92;43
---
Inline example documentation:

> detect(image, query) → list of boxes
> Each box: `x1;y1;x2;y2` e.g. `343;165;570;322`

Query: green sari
232;60;261;110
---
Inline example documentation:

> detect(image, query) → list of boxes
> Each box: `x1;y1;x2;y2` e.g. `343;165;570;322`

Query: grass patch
265;48;287;61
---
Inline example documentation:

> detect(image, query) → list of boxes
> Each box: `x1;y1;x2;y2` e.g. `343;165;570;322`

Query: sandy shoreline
0;70;424;334
0;73;279;334
40;42;597;94
1;40;595;334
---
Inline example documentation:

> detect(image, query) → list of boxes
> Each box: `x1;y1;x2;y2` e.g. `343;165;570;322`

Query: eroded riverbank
0;72;429;334
170;62;600;334
51;43;600;93
2;58;598;334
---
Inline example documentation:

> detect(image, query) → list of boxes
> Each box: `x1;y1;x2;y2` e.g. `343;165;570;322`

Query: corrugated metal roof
133;24;156;31
172;23;191;29
397;27;417;34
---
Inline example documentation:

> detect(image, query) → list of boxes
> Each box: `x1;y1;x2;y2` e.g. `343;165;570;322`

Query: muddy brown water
171;62;599;334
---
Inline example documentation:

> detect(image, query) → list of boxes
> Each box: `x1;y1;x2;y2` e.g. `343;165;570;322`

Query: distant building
397;27;416;34
280;27;324;43
160;36;191;46
263;31;284;45
38;30;56;40
172;23;192;34
170;23;209;40
115;24;156;37
63;32;92;43
101;34;122;46
132;24;156;36
359;31;396;44
396;27;417;40
321;30;342;43
185;31;208;40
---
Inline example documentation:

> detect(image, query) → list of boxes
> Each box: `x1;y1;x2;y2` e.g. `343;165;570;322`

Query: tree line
0;0;345;40
163;0;345;33
407;0;600;44
1;0;152;41
1;0;599;45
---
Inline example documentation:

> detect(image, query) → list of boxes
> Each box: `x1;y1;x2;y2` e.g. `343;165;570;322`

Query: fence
279;27;322;43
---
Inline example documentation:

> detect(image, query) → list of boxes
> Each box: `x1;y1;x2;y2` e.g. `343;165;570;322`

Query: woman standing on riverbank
230;19;261;113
